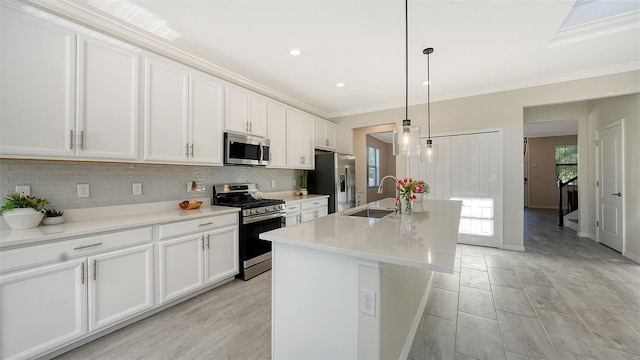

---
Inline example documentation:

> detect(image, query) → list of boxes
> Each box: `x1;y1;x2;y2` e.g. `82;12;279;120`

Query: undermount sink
347;208;395;219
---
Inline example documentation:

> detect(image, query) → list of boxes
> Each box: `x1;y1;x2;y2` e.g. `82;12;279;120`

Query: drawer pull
198;222;213;227
80;262;85;284
74;242;103;251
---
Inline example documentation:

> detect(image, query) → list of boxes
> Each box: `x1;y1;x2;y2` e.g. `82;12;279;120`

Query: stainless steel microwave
224;133;270;166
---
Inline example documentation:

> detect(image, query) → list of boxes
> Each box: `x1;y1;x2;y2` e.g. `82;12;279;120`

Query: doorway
596;119;625;253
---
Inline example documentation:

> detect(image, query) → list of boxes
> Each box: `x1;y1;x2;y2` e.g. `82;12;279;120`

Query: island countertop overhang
260;198;462;273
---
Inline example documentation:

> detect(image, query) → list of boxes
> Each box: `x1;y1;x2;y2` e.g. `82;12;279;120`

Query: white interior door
597;121;624;252
414;130;502;248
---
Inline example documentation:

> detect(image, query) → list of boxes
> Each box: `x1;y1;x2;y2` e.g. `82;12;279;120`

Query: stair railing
557;176;578;227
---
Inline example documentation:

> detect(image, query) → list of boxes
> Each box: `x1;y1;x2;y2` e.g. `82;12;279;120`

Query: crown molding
21;0;327;118
550;9;640;47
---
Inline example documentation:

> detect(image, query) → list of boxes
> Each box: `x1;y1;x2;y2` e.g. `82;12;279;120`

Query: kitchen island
260;198;462;360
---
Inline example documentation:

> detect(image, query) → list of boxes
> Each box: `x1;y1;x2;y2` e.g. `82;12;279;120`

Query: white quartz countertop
0;202;239;250
260;198;462;273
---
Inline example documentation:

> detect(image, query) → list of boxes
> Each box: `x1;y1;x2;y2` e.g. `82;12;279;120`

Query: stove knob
256;208;262;213
250;209;256;215
266;206;272;212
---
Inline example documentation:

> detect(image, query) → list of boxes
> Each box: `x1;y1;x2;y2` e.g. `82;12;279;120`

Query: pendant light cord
427;50;430;140
405;0;408;122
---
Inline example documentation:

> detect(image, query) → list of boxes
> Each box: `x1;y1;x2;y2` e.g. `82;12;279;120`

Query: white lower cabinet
0;259;87;360
286;198;328;226
158;214;239;304
158;233;205;302
88;244;154;331
0;228;153;360
300;198;329;223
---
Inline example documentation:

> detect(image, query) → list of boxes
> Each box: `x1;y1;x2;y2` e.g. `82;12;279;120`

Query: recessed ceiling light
336;83;345;88
289;49;302;56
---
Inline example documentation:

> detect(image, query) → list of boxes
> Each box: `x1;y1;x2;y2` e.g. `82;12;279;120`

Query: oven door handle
243;211;285;224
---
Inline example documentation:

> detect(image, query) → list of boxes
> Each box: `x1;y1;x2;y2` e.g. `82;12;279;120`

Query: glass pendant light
422;47;435;163
393;0;420;156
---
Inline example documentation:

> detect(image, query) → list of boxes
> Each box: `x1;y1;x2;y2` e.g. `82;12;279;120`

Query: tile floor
57;208;640;359
409;209;640;360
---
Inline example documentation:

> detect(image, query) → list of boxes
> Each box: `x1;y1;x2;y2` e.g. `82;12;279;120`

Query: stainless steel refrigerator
308;152;356;214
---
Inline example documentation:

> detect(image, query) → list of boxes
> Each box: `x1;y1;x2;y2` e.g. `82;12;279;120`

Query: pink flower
419;180;425;185
408;178;413;183
395;196;400;201
403;178;408;182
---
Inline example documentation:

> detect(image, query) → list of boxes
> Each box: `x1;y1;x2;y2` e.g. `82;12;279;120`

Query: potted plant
1;193;49;230
43;208;65;225
297;170;308;196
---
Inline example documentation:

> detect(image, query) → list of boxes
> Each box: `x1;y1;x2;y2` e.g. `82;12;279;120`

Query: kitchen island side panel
272;242;358;359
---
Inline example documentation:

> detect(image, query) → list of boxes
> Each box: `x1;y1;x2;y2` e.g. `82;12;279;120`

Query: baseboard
502;244;525;252
400;271;435;360
624;250;640;264
577;232;593;239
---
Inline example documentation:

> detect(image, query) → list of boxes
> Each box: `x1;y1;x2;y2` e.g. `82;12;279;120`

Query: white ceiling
524;119;579;138
63;0;640;118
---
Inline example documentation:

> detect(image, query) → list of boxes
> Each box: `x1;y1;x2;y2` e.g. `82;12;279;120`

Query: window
555;145;577;183
367;146;380;187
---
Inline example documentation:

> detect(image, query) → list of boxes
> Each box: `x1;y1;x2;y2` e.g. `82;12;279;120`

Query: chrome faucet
378;175;401;213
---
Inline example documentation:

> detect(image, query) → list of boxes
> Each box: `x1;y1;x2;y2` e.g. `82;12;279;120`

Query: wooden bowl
178;201;203;210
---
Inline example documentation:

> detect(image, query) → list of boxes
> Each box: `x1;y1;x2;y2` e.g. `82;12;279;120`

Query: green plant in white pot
43;208;65;225
297;170;308;196
1;193;49;230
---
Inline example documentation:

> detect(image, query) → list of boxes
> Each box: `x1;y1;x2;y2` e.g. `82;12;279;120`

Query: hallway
409;208;640;360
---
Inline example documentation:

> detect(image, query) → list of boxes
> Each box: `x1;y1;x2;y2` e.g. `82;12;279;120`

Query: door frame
595;119;625;254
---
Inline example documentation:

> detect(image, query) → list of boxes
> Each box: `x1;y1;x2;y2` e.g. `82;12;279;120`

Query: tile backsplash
0;159;297;210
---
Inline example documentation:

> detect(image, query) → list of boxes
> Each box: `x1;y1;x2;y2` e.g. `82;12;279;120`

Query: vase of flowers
395;178;428;213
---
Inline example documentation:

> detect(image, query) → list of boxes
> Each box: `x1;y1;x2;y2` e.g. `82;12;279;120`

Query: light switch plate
132;182;142;195
271;180;276;188
77;184;89;198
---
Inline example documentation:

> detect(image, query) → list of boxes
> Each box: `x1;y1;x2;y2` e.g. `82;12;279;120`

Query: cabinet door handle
206;234;210;249
190;143;194;157
80;130;84;150
74;242;103;251
70;130;74;150
81;262;85;284
199;222;213;227
185;143;190;157
92;260;97;281
201;236;204;250
611;192;622;197
326;139;329;146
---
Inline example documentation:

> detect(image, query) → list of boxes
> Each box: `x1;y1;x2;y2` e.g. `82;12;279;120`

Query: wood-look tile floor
409;209;640;360
57;209;640;360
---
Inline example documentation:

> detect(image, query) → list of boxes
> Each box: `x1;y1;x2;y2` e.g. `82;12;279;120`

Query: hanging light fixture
393;0;420;156
422;47;435;163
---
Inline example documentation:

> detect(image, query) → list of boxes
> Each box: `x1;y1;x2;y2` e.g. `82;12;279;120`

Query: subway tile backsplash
0;159;297;210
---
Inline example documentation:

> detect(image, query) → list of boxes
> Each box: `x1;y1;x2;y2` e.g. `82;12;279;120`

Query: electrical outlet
271;180;276;188
132;182;143;195
359;289;376;316
77;184;89;198
15;185;30;196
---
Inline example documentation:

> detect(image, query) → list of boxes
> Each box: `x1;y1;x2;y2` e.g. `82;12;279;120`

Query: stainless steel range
213;184;285;280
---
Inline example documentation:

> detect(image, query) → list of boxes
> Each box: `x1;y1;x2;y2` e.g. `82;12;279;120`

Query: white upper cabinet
225;85;267;137
286;109;315;170
143;56;190;163
77;34;139;160
0;2;76;158
189;72;224;165
267;101;288;168
315;118;337;151
143;57;224;165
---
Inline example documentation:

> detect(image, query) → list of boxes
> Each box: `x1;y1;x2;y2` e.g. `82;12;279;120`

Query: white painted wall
333;71;640;250
587;94;640;261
